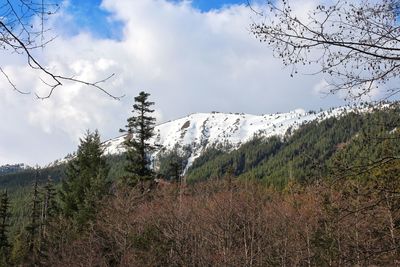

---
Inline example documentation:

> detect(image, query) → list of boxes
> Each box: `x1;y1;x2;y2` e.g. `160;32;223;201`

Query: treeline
187;104;400;188
0;154;130;241
5;163;400;266
0;97;399;266
0;91;159;266
0;166;64;194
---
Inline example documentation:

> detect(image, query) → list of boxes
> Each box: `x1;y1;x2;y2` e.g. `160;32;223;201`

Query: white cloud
0;0;345;165
313;79;330;95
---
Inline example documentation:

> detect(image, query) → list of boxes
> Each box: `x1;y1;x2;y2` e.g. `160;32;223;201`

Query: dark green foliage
0;191;10;249
25;172;42;264
121;91;156;186
187;105;400;188
35;176;57;264
0;164;65;194
328;105;400;180
246;112;365;186
0;164;27;175
0;190;10;265
26;174;40;249
59;130;109;225
189;146;225;171
106;154;129;181
42;176;57;221
157;145;191;181
187;136;283;183
10;176;60;266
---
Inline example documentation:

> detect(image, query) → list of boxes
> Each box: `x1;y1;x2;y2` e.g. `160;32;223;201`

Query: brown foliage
45;176;400;266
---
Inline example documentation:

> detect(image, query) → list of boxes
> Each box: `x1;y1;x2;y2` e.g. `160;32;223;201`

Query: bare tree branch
0;66;30;94
250;0;400;100
0;0;123;99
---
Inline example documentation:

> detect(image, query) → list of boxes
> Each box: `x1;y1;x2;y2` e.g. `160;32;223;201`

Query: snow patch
102;107;352;171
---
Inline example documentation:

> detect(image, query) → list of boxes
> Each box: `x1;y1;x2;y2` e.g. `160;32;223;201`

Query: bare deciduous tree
0;0;122;99
250;0;400;100
43;178;400;266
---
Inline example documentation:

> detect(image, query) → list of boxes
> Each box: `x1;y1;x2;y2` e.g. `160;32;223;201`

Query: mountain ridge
102;105;359;171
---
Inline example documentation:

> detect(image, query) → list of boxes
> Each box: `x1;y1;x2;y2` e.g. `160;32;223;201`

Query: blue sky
1;0;350;165
63;0;247;39
61;0;122;39
8;0;247;39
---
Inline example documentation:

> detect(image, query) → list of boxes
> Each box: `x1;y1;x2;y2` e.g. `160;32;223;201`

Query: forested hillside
2;0;400;265
186;104;400;187
0;103;399;266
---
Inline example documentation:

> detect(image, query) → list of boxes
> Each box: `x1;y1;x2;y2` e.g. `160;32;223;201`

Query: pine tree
121;91;156;188
25;170;42;265
42;176;57;224
59;130;109;225
0;190;10;265
38;176;57;261
167;151;185;182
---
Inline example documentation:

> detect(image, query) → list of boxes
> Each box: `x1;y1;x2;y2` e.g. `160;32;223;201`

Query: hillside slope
103;107;353;170
186;104;400;187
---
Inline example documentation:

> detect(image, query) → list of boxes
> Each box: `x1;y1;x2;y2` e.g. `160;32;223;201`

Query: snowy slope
102;106;352;170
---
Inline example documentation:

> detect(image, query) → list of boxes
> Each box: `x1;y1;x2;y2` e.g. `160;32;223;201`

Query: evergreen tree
157;147;188;182
38;176;57;262
59;130;109;225
42;176;57;224
25;170;42;265
0;190;10;265
121;91;156;188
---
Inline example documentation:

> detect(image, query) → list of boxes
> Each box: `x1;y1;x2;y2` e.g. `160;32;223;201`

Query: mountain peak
103;107;351;170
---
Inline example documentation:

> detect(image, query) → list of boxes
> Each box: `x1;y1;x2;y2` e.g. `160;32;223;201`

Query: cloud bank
0;0;345;165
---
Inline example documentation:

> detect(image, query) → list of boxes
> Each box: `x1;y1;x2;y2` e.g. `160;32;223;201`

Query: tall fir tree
38;176;57;261
25;170;42;265
121;91;156;188
59;130;109;225
0;190;10;266
41;176;57;225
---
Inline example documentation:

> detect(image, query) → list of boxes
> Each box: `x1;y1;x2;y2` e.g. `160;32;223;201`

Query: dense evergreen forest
0;101;399;266
187;104;400;187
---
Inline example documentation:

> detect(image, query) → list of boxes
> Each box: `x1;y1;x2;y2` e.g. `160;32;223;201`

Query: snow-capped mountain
102;106;352;170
